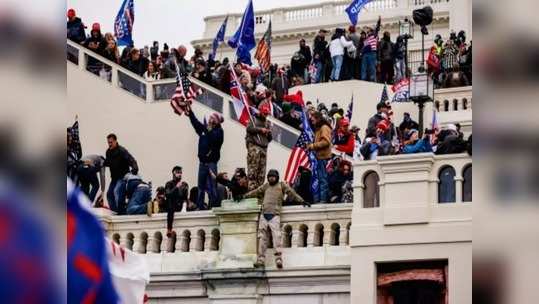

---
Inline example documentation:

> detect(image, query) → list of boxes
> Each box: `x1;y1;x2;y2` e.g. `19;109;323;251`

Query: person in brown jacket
240;169;309;269
306;111;333;203
245;103;272;190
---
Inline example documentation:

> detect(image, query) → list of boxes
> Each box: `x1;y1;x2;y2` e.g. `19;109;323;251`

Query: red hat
340;117;350;127
376;120;390;132
92;23;101;31
67;9;76;18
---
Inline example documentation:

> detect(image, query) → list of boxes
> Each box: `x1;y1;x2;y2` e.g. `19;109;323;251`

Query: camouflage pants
247;143;267;191
257;214;282;261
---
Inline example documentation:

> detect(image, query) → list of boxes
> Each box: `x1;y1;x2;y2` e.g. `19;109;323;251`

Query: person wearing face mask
188;110;224;210
246;103;273;191
240;170;309;269
164;166;189;235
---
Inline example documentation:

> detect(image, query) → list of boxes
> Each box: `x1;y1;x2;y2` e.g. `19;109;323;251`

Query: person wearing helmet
245;102;273;191
164;166;189;235
240;169;309;269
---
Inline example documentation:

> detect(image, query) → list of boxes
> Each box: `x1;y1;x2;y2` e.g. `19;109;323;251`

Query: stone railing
200;0;451;40
434;86;472;112
67;40;301;149
99;203;352;256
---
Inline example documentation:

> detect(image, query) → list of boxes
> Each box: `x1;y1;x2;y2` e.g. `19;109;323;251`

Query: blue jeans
331;55;343;81
197;162;218;210
361;52;377;82
314;159;329;203
394;58;405;81
126;186;152;215
107;179;126;214
314;61;324;83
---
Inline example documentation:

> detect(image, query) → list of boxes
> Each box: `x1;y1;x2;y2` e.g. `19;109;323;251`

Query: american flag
430;108;439;145
284;111;318;189
365;35;378;51
254;20;272;72
170;72;203;116
114;0;134;46
229;64;253;126
380;84;389;104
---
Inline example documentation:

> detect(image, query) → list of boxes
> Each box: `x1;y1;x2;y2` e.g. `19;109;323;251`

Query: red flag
229;64;252;126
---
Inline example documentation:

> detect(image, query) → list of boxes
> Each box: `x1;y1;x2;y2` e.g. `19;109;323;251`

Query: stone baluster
204;231;212;252
291;228;300;248
119;234;128;248
160;233;168;253
132;237;142;253
178;234;187;252
307;228;315;247
339;226;349;246
455;176;463;203
323;228;332;246
147;236;156;253
192;234;202;252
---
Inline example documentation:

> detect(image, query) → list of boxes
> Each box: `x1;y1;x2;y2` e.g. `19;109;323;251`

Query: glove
302;200;311;208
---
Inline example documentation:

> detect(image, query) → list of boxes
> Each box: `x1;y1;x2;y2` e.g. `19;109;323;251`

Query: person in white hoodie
329;28;355;81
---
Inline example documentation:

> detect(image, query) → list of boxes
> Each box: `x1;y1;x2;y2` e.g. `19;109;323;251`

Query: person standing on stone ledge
239;170;310;269
245;103;272;191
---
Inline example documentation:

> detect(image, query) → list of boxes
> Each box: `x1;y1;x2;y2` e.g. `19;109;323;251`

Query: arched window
282;225;292;248
363;171;380;208
438;166;456;203
462;165;472;202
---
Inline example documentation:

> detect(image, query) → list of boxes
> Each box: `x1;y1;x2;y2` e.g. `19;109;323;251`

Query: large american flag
170;72;203;116
364;35;378;51
284;111;318;188
254;20;272;72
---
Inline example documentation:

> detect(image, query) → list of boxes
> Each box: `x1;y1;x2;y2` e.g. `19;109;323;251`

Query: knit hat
210;113;224;124
67;9;76;18
92;23;101;31
376;120;390;132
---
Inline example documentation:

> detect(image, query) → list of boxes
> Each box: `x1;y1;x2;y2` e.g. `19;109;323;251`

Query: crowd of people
68;8;473;268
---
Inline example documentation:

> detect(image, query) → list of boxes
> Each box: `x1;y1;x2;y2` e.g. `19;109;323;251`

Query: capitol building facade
68;0;472;303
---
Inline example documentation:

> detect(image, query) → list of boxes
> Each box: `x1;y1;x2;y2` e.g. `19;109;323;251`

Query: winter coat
188;111;224;163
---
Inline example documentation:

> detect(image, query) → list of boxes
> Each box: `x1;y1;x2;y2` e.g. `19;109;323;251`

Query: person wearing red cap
83;22;106;73
360;119;392;160
66;8;86;43
245;102;273;191
334;118;355;157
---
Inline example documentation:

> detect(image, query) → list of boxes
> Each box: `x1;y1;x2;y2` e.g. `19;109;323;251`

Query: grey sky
67;0;321;52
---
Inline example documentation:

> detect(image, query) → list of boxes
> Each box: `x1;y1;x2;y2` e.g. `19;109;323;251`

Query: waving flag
254;20;272;71
228;0;255;65
114;0;135;46
170;72;203;116
209;16;228;61
68;180;119;304
380;84;389;104
345;0;372;26
391;77;410;102
284;111;319;194
229;63;252;126
346;94;354;120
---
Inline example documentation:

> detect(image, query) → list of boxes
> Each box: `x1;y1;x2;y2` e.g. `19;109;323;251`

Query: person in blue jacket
402;129;433;154
188;110;224;210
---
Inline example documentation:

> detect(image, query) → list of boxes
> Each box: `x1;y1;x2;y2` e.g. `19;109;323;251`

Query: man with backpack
239;170;310;269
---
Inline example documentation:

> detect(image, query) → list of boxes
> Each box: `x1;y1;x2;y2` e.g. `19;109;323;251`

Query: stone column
160;233;168;253
204;232;212;252
455;176;463;203
147;236;156;253
323;228;332;246
132;237;142;253
339;227;348;246
307;229;315;247
291;229;300;248
211;199;261;269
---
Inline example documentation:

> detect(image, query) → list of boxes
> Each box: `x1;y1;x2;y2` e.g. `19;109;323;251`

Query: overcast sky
67;0;321;52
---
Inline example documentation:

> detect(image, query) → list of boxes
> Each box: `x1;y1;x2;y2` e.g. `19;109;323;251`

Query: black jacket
164;179;189;211
104;145;138;181
299;45;312;65
67;17;86;43
127;57;149;76
216;176;248;201
188;112;224;163
313;36;328;61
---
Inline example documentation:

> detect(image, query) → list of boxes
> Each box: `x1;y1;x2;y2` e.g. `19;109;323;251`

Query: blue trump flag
345;0;372;26
300;110;319;195
209;16;228;61
228;0;255;65
114;0;135;46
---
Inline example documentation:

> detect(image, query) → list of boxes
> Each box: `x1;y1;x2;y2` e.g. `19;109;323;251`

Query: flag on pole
430;108;439;145
254;19;272;72
229;63;253;126
380;84;389;104
68;180;119;303
209;16;228;61
228;0;256;65
391;78;410;102
170;72;203;116
114;0;135;46
345;0;372;26
284;111;319;194
346;94;354;120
